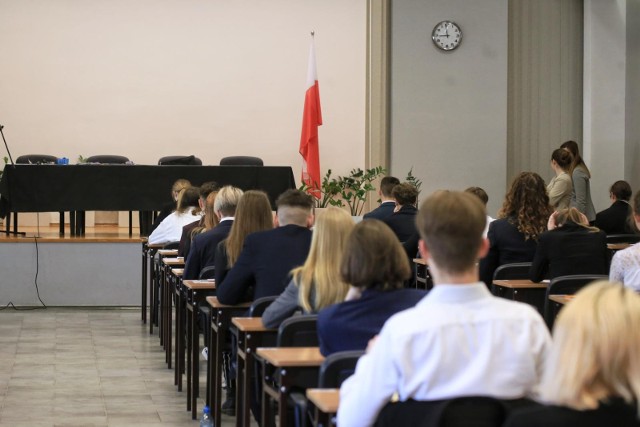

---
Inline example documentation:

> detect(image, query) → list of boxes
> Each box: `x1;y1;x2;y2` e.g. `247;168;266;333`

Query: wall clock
432;21;462;51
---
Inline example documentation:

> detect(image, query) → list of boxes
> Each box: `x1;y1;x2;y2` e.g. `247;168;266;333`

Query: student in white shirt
148;186;201;245
338;191;551;427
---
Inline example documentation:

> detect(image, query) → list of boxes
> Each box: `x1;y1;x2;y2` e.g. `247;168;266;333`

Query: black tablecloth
0;165;296;216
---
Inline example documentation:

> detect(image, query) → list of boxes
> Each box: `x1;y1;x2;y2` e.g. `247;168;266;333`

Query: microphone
0;125;4;131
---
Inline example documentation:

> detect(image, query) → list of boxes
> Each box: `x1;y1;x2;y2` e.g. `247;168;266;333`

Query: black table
0;164;295;235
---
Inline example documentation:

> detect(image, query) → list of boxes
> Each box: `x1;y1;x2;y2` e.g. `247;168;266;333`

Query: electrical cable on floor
0;236;47;310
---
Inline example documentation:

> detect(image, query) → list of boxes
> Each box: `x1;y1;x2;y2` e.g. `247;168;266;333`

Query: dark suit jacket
178;218;203;258
479;218;538;285
317;288;427;356
216;224;312;305
182;220;233;280
530;222;608;282
594;200;633;234
383;205;418;243
363;201;396;221
504;399;640;427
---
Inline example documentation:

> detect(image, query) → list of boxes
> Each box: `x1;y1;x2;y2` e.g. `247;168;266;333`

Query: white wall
0;0;366;180
389;0;508;216
583;0;628;212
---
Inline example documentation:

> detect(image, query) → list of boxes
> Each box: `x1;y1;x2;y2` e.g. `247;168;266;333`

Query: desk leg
175;286;183;389
141;245;148;323
186;303;193;412
159;266;166;347
213;316;225;427
190;297;199;420
59;212;64;236
278;375;288;427
166;276;174;369
237;344;250;427
149;254;157;335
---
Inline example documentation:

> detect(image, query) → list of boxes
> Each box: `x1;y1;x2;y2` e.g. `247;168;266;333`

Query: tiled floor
0;307;238;427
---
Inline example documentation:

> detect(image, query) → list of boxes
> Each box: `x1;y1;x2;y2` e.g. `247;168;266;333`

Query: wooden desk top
607;243;631;251
549;294;573;305
493;279;548;289
163;257;185;266
232;317;275;332
171;268;184;276
306;388;339;414
206;296;253;309
183;280;216;290
158;249;179;256
256;347;324;367
413;258;426;265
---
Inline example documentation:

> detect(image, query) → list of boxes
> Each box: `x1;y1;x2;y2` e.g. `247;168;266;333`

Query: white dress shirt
148;207;201;245
338;283;551;427
609;244;640;290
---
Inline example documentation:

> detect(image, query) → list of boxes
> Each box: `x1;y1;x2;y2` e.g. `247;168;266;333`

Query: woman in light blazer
561;140;596;222
547;148;573;211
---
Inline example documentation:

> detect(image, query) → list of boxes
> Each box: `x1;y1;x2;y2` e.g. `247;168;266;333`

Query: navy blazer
383;205;418;243
594;200;633;235
530;222;608;283
178;218;202;258
182;220;233;280
363;201;396;221
216;224;312;305
479;217;538;285
317;288;427;356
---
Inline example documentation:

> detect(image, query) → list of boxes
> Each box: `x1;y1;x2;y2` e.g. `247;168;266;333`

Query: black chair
85;155;130;164
277;315;319;347
198;265;216;280
375;396;508;427
158;155;202;166
491;262;532;292
249;296;278;317
16;154;58;164
544;274;608;329
13;155;62;233
606;234;640;244
220;156;264;166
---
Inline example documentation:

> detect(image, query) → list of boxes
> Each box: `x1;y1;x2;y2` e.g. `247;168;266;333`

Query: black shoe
221;389;236;416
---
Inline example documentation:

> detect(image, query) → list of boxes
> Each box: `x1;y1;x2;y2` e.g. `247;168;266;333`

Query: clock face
432;21;462;51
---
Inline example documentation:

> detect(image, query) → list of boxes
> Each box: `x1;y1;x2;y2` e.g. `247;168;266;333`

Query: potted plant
337;166;386;216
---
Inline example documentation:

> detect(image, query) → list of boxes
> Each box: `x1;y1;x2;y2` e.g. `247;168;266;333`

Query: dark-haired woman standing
548;148;574;211
561;140;596;222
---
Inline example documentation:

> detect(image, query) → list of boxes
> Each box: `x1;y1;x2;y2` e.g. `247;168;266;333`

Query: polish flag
299;35;322;198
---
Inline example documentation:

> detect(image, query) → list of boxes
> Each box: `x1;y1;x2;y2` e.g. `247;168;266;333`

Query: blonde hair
292;207;354;312
171;179;191;200
541;281;640;413
203;191;220;231
555;207;599;232
225;191;274;267
214;186;244;217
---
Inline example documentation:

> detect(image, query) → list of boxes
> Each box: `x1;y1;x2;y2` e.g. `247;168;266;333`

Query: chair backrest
493;262;532;280
249;296;278;317
606;234;640;244
437;396;507;427
198;265;215;280
318;350;364;388
16;154;58;164
158;155;202;166
543;274;608;328
277;315;318;347
162;241;180;250
220;156;264;166
85;155;130;164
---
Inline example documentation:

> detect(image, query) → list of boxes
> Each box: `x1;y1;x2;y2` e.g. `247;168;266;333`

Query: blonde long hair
540;281;640;413
225;191;273;267
293;207;354;312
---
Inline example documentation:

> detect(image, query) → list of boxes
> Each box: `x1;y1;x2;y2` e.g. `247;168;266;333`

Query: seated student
465;186;494;237
363;176;400;220
530;207;608;283
480;172;553;285
317;219;427;356
337;191;551;427
182;186;243;280
214;191;274;286
216;189;314;304
148;186;201;245
594;180;634;234
504;281;640;427
178;181;219;258
609;190;640;290
262;207;354;328
383;182;419;243
150;178;191;233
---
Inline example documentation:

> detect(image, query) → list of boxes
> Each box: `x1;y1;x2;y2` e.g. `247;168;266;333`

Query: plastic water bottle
200;405;214;427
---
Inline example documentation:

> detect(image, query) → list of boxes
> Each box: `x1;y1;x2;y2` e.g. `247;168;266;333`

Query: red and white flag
299;34;322;198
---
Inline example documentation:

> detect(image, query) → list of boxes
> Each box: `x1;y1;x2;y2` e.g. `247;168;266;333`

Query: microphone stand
0;124;26;236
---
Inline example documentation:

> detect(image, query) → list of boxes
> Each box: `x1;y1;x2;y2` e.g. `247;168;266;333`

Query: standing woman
261;207;355;328
547;148;574;211
561;140;596;222
504;281;640;427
